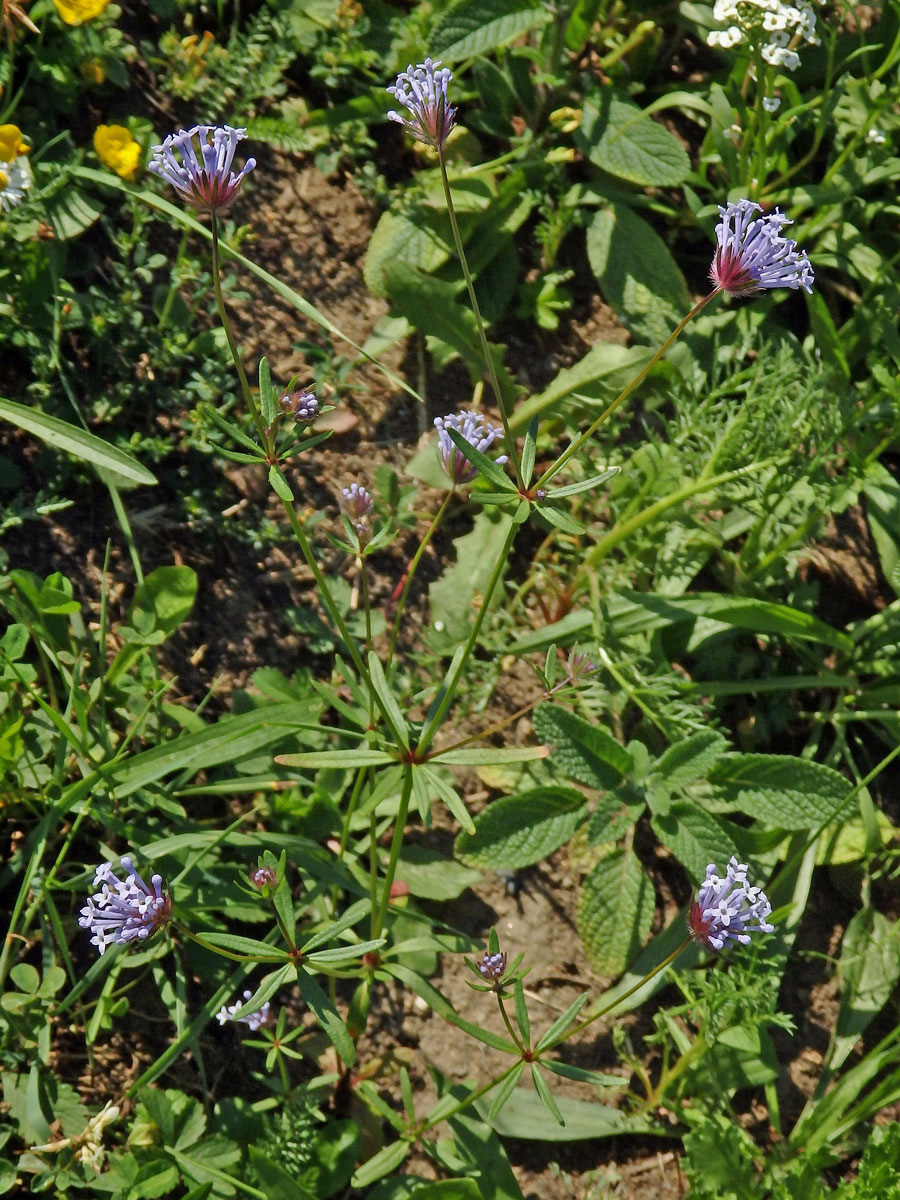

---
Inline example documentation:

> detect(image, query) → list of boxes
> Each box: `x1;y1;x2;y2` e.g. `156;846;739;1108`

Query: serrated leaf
586;204;690;344
455;786;587;869
432;0;552;61
708;754;852;829
577;848;655;976
650;805;739;885
580;92;690;186
534;704;632;790
654;731;728;789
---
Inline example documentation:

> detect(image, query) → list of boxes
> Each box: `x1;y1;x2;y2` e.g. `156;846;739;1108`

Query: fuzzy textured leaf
709;754;852;829
455;786;587;868
577;848;655;976
432;0;552;61
581;92;690;186
534;704;632;790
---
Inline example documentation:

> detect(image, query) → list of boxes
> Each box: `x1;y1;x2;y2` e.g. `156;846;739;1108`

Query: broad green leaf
586;204;690;344
650;804;739;885
0;397;156;488
829;910;900;1075
396;845;483;900
864;462;900;596
511;343;652;429
478;1087;660;1140
44;185;104;239
654;731;729;789
364;208;452;298
384;263;517;408
128;566;198;641
580;92;690;186
533;703;632;790
429;510;513;649
577;848;655;976
708;754;851;829
432;0;552;61
455;786;587;869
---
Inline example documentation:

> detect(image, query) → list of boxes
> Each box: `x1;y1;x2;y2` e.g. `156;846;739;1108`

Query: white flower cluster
708;0;820;71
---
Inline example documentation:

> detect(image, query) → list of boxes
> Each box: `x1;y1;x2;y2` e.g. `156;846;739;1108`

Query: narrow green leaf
204;403;263;454
521;416;538;487
192;933;291;961
446;427;516;491
421;765;476;834
535;992;589;1052
0;396;156;487
258;357;278;427
447;1011;519;1054
351;1141;410;1189
275;749;394;768
533;501;584;534
307;938;386;966
230;963;296;1022
430;745;549;765
296;967;355;1065
541;1061;623;1087
268;464;294;501
367;651;409;748
546;467;619;498
488;1061;526;1122
514;978;530;1046
531;1063;565;1126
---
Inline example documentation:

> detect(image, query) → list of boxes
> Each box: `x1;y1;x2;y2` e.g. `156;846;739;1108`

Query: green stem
537;291;718;489
542;938;691;1053
158;228;190;332
210;212;269;447
339;767;368;858
416;519;518;756
372;766;413;939
369;812;379;941
438;148;522;489
637;1034;709;1113
387;489;455;667
422;1060;522;1130
498;995;526;1054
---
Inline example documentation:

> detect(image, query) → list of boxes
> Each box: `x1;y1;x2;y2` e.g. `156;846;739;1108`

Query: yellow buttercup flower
53;0;110;26
93;125;141;179
0;124;27;161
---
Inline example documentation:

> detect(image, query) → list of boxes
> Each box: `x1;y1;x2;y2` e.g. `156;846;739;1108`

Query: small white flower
723;124;743;143
0;157;31;212
867;128;887;145
216;989;271;1031
763;96;781;112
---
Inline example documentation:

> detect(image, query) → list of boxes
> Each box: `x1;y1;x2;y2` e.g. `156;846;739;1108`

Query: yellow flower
0;124;27;161
53;0;110;26
93;125;141;179
81;58;105;85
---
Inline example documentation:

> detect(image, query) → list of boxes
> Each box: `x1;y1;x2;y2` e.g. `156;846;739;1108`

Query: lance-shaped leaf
296;967;355;1064
446;426;516;491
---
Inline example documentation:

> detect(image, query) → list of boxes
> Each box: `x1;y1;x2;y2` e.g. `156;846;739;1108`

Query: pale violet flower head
149;125;255;211
216;990;271;1032
688;857;774;952
0;156;31;212
339;482;375;544
280;387;318;422
387;57;456;149
710;199;813;295
79;857;172;956
434;410;508;486
478;949;507;981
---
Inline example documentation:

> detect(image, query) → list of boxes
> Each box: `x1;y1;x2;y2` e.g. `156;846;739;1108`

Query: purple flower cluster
688;857;774;952
710;199;813;296
149;125;255;211
387;58;456;149
79;857;172;956
478;949;507;981
340;482;375;545
216;989;271;1032
434;410;508;486
280;388;318;422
